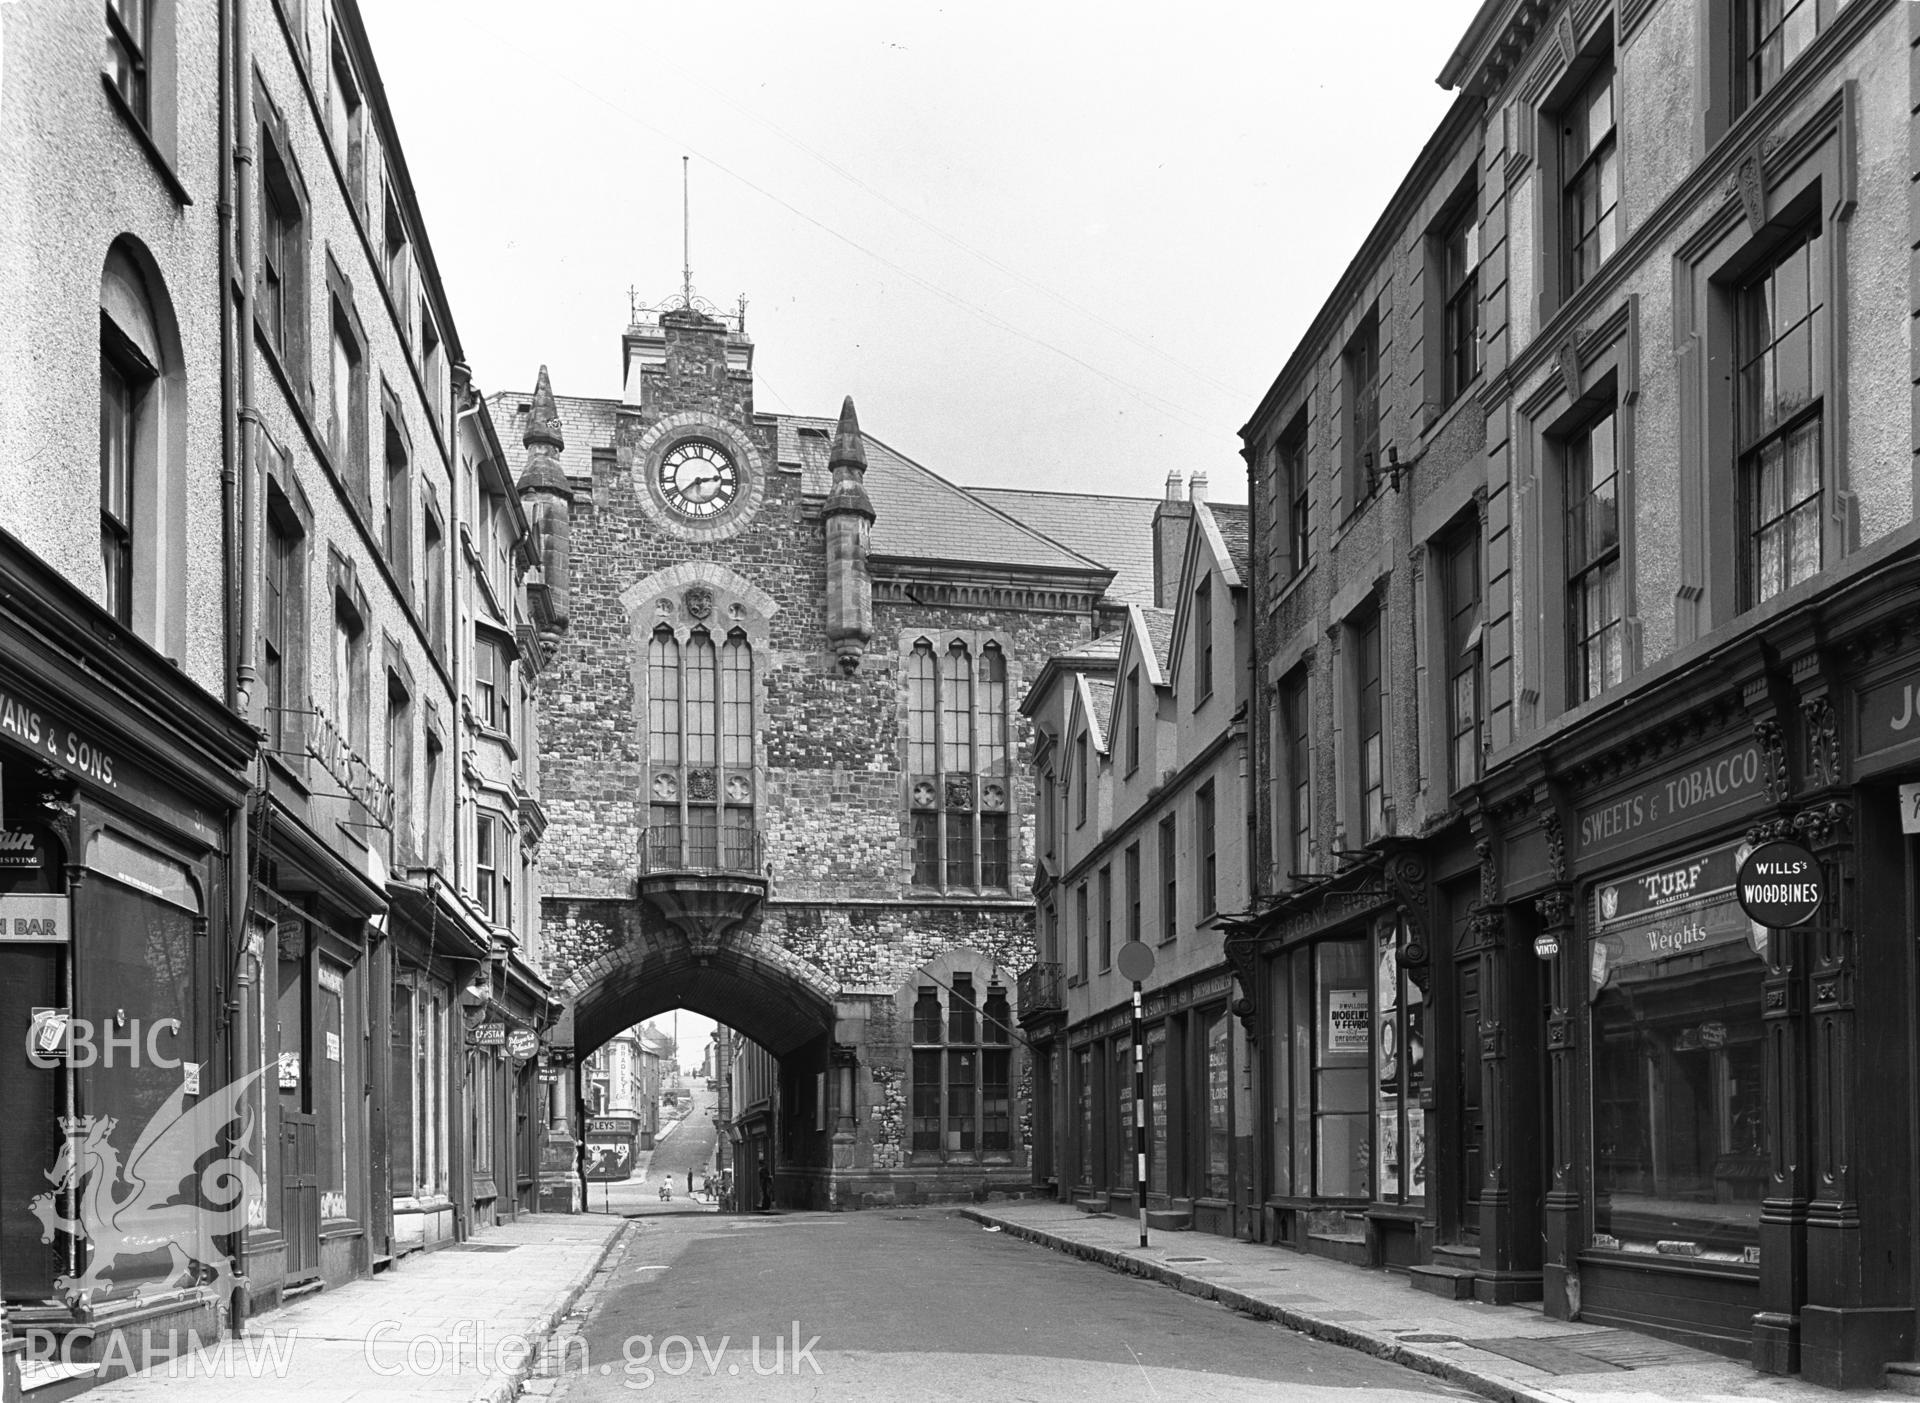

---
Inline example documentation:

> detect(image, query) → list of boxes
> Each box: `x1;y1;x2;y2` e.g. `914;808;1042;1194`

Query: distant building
497;297;1155;1209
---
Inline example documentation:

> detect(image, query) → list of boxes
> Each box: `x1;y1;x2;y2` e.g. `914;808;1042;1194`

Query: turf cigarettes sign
1736;840;1823;928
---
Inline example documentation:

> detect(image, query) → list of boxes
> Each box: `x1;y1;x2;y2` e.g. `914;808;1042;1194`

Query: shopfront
1061;967;1250;1237
0;533;253;1360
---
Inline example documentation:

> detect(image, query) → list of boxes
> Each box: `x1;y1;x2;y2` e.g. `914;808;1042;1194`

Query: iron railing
639;823;764;877
1017;961;1063;1019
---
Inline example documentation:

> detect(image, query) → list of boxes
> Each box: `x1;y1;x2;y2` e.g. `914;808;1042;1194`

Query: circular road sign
1736;839;1823;928
1116;940;1156;984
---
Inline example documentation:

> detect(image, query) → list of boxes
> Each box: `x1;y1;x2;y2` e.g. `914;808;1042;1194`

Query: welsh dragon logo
27;1066;269;1311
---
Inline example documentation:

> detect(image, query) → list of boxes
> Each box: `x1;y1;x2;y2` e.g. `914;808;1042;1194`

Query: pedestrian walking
687;1168;694;1196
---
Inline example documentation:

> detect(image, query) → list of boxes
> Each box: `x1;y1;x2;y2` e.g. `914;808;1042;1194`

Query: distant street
546;1211;1476;1401
588;1083;722;1218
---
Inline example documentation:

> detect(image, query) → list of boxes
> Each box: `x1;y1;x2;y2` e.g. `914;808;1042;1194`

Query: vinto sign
1736;839;1824;928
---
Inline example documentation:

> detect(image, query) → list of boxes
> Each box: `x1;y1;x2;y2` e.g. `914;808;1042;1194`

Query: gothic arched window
906;636;1011;891
908;972;1014;1160
646;624;755;872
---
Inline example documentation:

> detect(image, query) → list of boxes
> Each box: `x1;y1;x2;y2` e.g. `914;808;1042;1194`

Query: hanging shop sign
0;893;68;942
507;1030;539;1061
471;1021;506;1048
304;695;396;829
1736;839;1824;928
1533;933;1560;959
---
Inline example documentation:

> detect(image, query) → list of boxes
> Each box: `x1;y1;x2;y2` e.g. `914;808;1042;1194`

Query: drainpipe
219;0;259;1335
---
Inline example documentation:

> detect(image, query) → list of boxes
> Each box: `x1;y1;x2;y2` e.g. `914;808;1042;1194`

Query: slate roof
1138;608;1175;674
778;414;1110;578
488;391;616;483
1085;677;1116;742
973;488;1159;607
1062;634;1124;662
1209;503;1252;584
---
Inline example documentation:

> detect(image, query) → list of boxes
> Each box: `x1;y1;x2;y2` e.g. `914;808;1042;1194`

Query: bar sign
0;894;68;942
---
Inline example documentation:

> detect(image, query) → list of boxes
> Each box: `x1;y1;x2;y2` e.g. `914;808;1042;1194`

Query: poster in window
1325;988;1369;1053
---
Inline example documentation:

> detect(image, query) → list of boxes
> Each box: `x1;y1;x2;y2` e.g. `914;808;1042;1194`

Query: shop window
405;981;449;1198
905;637;1011;891
647;624;756;872
1270;938;1371;1198
1443;526;1483;791
1342;309;1381;510
1146;1025;1168;1195
1074;1045;1094;1185
1158;813;1177;943
390;980;414;1193
1559;58;1619;297
1590;857;1768;1254
1738;221;1826;608
1565;408;1623;702
1354;610;1386;842
1200;1009;1232;1200
1374;921;1426;1204
74;871;198;1290
1113;1040;1135;1190
315;961;348;1220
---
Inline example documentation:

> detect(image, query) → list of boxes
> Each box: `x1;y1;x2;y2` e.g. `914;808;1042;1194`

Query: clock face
659;440;739;517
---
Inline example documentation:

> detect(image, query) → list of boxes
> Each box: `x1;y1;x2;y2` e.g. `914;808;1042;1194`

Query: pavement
960;1200;1847;1403
64;1214;627;1403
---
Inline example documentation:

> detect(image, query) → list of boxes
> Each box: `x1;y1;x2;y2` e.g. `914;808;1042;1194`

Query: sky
360;1;1483;507
644;1012;715;1075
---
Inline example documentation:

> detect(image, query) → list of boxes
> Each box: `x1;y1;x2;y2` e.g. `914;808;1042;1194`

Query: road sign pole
1133;980;1148;1249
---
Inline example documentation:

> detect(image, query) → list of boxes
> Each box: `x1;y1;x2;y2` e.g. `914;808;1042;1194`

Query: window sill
1419;381;1482;447
101;75;191;206
1268;561;1317;619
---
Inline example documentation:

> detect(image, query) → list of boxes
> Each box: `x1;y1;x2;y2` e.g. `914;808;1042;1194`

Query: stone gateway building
496;300;1152;1208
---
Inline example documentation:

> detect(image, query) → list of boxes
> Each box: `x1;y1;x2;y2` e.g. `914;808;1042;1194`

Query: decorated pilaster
1744;675;1809;1377
822;396;875;672
517;365;574;659
1532;801;1581;1319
